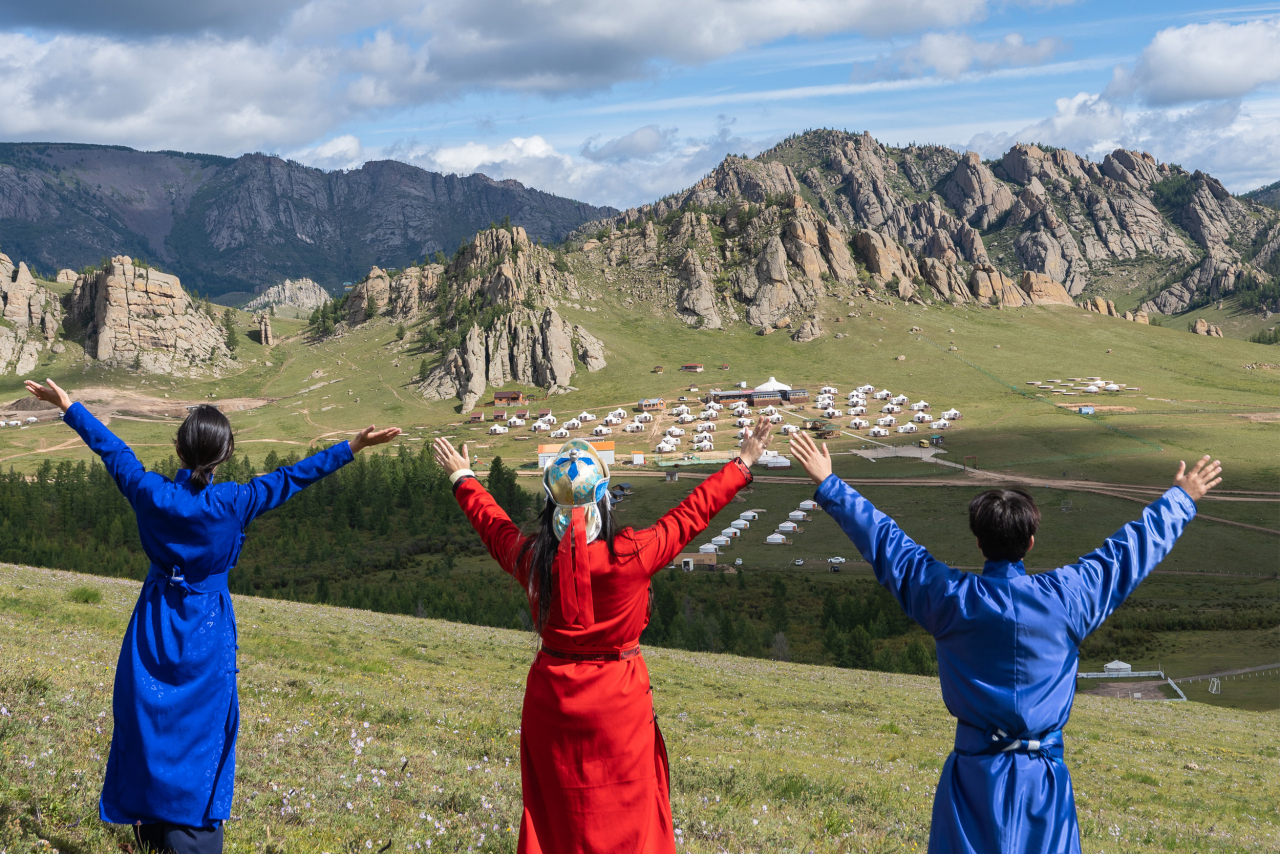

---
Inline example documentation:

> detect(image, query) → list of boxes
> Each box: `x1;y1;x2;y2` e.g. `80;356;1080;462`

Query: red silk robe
453;460;752;854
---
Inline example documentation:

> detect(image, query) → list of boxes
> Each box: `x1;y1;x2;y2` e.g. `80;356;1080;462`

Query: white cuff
449;468;475;485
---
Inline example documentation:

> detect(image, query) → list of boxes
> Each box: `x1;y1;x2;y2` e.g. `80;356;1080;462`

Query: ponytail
176;405;234;490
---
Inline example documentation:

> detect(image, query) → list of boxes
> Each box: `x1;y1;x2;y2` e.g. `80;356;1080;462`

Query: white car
734;558;743;566
828;556;846;564
793;559;805;567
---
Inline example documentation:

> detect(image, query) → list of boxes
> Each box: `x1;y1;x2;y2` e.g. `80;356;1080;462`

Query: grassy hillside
1;564;1277;854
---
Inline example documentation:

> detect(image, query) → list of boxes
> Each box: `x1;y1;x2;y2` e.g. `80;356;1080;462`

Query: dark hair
176;405;235;490
968;488;1040;561
519;496;618;633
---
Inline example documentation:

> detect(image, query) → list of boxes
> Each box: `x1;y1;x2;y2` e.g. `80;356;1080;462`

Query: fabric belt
146;564;231;595
540;645;641;662
954;721;1064;761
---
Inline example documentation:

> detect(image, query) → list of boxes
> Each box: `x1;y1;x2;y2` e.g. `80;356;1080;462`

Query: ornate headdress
542;438;610;543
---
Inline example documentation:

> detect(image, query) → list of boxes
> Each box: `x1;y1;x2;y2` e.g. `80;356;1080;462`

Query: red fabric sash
556;506;595;629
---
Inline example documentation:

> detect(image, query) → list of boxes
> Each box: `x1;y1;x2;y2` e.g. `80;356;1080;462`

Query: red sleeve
629;459;752;576
453;478;531;586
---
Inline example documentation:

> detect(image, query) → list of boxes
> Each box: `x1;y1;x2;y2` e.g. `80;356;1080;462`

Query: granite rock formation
67;256;229;375
257;314;275;347
0;254;62;375
245;278;330;313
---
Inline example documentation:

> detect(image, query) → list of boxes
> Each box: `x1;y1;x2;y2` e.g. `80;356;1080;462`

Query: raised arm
28;380;152;506
435;438;529;583
1055;457;1216;642
632;416;771;574
794;431;960;634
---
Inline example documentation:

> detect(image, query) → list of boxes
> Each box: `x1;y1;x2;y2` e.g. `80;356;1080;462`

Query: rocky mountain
0;253;63;375
66;256;231;375
244;278;330;313
572;131;1278;328
0;144;616;298
1243;179;1280;211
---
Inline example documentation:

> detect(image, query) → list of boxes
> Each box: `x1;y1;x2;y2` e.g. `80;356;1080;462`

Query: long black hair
519;495;619;633
175;405;235;490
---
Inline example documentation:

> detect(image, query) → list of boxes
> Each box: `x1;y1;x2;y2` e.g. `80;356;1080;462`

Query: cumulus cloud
854;31;1063;80
1111;17;1280;105
290;134;365;170
580;125;676;162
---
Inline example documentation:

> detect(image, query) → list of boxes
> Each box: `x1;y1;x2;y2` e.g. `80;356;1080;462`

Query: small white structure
873;389;891;400
890;394;909;405
869;426;889;437
671;405;691;416
934;419;951;429
858;384;876;393
489;424;509;435
799;499;818;511
578;411;596;422
711;535;731;547
764;455;791;468
777;520;799;532
735;428;749;439
897;423;918;434
549;428;569;439
942;408;962;420
676;414;695;424
848;406;867;416
820;385;838;395
815;394;834;405
507;417;526;427
822;408;841;419
779;424;800;435
739;511;759;521
609;408;628;419
788;510;809;522
635;412;654;423
768;414;784;424
699;543;720;554
632;452;645;465
25;416;38;424
1103;660;1132;674
913;412;934;423
623;423;645;433
877;415;897;426
760;406;777;416
765;533;788;545
695;422;717;433
592;425;612;436
604;415;623;426
733;406;752;416
721;528;740;539
731;519;750;531
665;426;685;437
755;377;791;393
706;402;723;411
734;417;752;428
540;414;558;425
531;421;551;432
849;418;870;429
657;442;676;453
693;440;714;451
910;401;931;411
1083;385;1100;394
698;409;717;420
1104;383;1120;392
564;419;582;430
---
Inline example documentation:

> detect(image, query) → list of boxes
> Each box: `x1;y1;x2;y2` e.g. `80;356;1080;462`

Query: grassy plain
2;564;1278;854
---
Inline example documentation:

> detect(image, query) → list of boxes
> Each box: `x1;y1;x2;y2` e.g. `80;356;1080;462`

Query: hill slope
0;143;616;296
1;564;1275;853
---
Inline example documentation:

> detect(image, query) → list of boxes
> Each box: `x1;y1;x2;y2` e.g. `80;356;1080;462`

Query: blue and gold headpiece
543;438;610;542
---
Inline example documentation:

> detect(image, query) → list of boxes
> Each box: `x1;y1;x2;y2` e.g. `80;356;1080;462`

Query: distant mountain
1243;179;1280;211
0;143;615;297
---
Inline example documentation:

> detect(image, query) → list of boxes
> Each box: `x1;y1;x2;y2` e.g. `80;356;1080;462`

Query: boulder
967;264;1026;307
791;319;823;342
258;314;275;346
56;269;77;284
1192;318;1209;335
1019;272;1074;306
573;325;607;371
245;278;330;313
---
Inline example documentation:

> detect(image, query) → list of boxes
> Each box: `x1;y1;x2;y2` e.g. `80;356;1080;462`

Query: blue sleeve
63;402;157;507
1052;486;1197;643
234;441;355;525
814;474;965;636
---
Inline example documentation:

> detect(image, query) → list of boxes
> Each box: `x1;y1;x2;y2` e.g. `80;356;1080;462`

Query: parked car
793;558;805;566
734;558;743;566
828;556;846;564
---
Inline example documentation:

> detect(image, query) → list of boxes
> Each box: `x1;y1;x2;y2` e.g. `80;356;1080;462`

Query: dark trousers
134;822;223;854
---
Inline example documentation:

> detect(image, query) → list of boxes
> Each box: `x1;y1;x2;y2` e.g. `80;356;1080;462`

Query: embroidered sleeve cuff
450;468;475;485
731;457;754;482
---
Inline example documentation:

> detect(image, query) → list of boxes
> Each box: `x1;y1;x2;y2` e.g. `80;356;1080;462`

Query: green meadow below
1;565;1277;854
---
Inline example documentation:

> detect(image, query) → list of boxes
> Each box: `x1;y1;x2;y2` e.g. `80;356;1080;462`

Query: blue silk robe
63;403;354;828
814;475;1196;854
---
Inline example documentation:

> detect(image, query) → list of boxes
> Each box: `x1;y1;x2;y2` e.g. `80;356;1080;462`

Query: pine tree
223;309;238;353
396;323;406;341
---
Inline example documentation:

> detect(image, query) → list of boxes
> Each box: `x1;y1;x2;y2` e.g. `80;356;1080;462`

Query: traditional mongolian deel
814;474;1196;854
454;458;753;854
61;403;355;829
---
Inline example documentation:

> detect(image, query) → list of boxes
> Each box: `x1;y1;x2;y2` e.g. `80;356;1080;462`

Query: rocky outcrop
921;257;969;304
853;231;919;287
0;254;62;376
942;152;1015;230
1019;272;1074;305
418;307;606;412
677;156;801;208
791;319;823;342
1191;318;1224;337
386;265;442;320
67;256;229;374
449;226;576;308
245;277;330;313
676;251;722;329
346;266;392;322
739;235;821;328
56;269;76;284
967;264;1027;307
257;314;275;346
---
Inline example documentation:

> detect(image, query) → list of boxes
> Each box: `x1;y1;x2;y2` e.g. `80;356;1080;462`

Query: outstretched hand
737;415;774;467
790;430;833;485
350;424;402;453
24;378;72;412
1174;455;1222;502
432;437;470;476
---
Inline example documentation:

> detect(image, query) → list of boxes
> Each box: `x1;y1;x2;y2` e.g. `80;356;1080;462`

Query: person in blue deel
788;430;1221;854
26;378;400;854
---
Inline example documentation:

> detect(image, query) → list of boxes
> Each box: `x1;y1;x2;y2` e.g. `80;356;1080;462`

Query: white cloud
290;134;365;170
1110;17;1280;105
580;125;676;162
854;31;1063;80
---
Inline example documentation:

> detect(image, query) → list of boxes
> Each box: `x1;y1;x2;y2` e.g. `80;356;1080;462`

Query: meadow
1;564;1277;854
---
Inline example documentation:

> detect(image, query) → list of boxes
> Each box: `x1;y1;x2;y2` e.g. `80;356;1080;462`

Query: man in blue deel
789;430;1221;854
27;378;400;854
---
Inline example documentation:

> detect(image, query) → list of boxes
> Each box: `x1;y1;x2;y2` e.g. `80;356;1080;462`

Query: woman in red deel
434;420;773;853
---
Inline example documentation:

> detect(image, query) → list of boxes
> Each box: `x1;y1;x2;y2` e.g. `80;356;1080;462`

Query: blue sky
2;1;1279;207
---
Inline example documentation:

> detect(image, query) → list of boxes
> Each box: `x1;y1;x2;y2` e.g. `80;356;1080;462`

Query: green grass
1;564;1277;854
